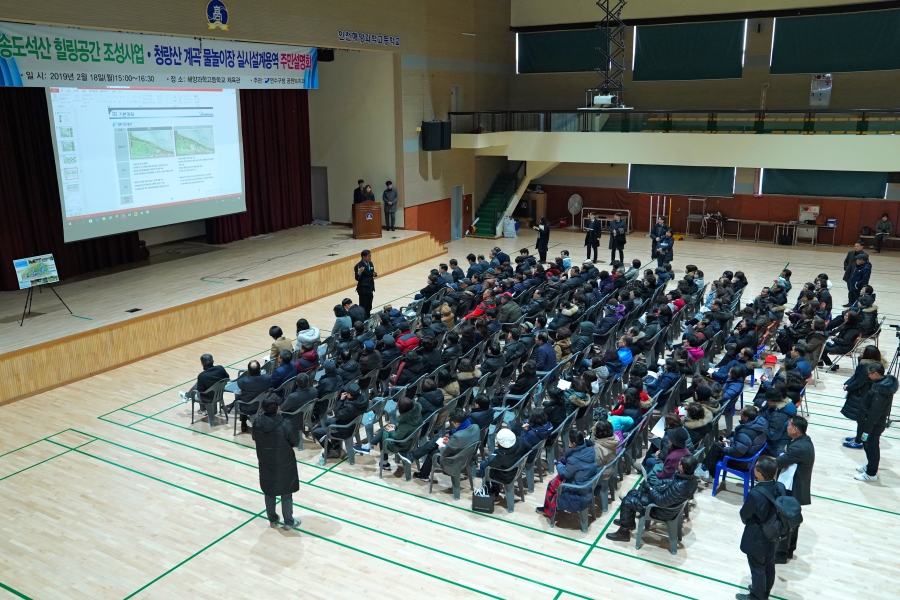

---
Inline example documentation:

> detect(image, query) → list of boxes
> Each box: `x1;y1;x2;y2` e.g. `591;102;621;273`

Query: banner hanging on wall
0;21;318;89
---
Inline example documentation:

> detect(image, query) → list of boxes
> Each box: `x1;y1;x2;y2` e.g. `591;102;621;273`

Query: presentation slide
47;87;246;243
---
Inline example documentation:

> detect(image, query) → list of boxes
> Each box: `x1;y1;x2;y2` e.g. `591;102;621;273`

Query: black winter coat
740;480;784;556
252;413;300;496
485;437;533;484
627;472;697;521
825;324;860;355
776;434;815;506
417;389;445;418
608;219;627;249
841;359;878;421
859;375;899;434
584;219;602;248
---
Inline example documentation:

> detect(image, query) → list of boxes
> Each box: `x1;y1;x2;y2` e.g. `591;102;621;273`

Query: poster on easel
13;254;59;289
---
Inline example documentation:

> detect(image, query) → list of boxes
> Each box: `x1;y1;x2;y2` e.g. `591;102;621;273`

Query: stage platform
0;226;445;404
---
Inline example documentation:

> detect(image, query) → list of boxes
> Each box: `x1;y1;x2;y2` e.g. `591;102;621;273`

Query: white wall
308;50;399;225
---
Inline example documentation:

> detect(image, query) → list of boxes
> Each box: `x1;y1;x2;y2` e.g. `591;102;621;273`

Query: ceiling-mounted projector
593;94;615;106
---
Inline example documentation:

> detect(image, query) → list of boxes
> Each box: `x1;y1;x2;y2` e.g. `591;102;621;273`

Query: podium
353;202;383;240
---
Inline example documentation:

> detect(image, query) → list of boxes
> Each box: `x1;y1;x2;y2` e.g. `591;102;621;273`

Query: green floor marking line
125;402;183;427
552;592;562;600
71;429;695;599
58;439;503;600
97;378;195;418
805;416;900;441
811;494;900;517
0;439;95;483
122;413;327;471
123;511;263;599
0;437;50;460
0;580;32;600
579;476;642;565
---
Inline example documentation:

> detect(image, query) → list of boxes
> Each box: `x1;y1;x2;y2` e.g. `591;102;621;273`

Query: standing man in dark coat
382;180;398;231
353;179;366;204
252;396;301;529
842;240;863;306
848;252;872;306
354;249;377;319
650;216;667;261
774;415;814;563
609;211;627;265
736;456;782;600
583;212;602;262
854;363;898;482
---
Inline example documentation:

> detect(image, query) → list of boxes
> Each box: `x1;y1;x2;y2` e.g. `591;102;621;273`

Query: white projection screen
46;86;246;242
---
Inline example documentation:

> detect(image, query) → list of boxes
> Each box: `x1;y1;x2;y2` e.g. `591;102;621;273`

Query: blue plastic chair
711;444;767;501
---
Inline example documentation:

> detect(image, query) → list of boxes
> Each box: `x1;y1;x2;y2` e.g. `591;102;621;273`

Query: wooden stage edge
0;232;446;406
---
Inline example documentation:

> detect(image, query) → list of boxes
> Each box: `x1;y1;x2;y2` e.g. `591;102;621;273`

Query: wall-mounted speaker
421;121;443;152
440;120;452;150
317;48;335;62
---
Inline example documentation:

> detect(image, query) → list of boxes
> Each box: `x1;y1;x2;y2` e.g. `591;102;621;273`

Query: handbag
472;483;495;514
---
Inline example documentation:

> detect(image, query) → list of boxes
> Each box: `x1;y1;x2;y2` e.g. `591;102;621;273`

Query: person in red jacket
464;293;496;321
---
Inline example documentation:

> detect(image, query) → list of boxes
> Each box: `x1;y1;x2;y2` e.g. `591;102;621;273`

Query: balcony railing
449;109;900;135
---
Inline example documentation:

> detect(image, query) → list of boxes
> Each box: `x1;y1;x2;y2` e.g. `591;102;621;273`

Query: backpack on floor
756;485;803;542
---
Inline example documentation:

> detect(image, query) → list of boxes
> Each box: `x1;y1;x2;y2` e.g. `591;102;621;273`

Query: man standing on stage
355;249;377;318
354;179;366;204
382;181;398;231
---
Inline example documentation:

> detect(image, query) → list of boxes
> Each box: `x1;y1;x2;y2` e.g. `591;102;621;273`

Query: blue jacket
850;261;871;290
556;442;600;513
521;421;553;462
711;359;741;384
795;358;812;380
726;415;768;458
763;398;797;454
535;343;557;372
617;347;633;368
721;378;745;408
646;371;679;406
270;363;296;395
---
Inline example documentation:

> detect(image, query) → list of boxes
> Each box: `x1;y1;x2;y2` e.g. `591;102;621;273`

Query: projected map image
175;127;215;155
128;129;175;159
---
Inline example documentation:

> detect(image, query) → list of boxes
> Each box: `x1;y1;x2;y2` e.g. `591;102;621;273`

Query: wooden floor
0;230;898;599
0;226;424;355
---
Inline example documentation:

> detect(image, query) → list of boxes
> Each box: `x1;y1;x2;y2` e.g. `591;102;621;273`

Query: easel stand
20;284;72;326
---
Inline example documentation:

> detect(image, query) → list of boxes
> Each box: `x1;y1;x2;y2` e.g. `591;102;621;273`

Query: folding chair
190;378;230;427
430;441;479;500
549;469;604;532
546;411;577;475
280;401;316;450
635;500;689;555
712;445;767;501
382;412;438;481
321;414;364;466
231;394;263;436
483;454;529;513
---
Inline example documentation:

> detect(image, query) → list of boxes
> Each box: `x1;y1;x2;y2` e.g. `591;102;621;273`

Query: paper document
650;418;665;439
778;463;797;490
556;380;572;390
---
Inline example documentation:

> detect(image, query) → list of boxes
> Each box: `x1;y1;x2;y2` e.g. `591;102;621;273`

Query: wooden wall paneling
817;198;848;245
0;233;446;405
404;198;452;243
840;199;863;245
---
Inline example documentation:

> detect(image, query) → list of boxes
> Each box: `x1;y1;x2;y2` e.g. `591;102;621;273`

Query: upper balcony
449;109;900;172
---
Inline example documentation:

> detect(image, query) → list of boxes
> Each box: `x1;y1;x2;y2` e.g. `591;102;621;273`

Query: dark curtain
633;20;744;81
629;164;735;197
762;169;887;199
771;9;900;74
518;29;610;74
0;88;142;292
206;89;312;244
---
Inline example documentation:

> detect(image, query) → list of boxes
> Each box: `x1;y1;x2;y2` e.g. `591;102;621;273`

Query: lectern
353;202;383;240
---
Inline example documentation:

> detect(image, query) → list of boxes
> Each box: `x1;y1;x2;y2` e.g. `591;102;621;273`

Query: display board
47;86;247;242
13;254;59;289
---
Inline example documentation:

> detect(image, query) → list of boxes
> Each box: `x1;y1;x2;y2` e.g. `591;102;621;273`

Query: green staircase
472;172;515;237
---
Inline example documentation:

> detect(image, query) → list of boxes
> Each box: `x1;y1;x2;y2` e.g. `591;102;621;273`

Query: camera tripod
886;326;900;427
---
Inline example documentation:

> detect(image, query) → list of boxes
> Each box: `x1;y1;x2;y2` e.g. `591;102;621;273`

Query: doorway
450;85;461;114
311;166;329;221
451;184;463;239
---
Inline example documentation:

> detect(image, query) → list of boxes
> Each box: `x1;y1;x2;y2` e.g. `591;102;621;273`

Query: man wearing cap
380;335;401;364
358;340;382;373
609;211;627;265
479;428;533;493
354;250;377;319
313;382;369;464
848;251;871;305
336;326;360;355
382;180;398;231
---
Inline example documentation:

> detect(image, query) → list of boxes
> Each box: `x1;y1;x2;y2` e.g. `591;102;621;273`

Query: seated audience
536;430;599;518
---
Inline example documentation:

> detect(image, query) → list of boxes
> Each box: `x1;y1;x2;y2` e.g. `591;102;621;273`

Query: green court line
805;412;900;440
579;476;642;565
0;439;94;483
97;378;194;418
70;427;727;599
127;402;183;426
811;494;900;517
552;592;562;600
122;511;263;599
0;580;32;600
49;438;505;600
0;437;49;460
63;431;688;600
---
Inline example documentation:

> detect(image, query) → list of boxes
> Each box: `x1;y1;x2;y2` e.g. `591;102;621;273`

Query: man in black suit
774;415;815;563
354;249;377;319
841;240;863;306
583;212;602;262
609;211;627;265
737;456;782;600
180;353;229;410
353;179;365;204
228;360;272;433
